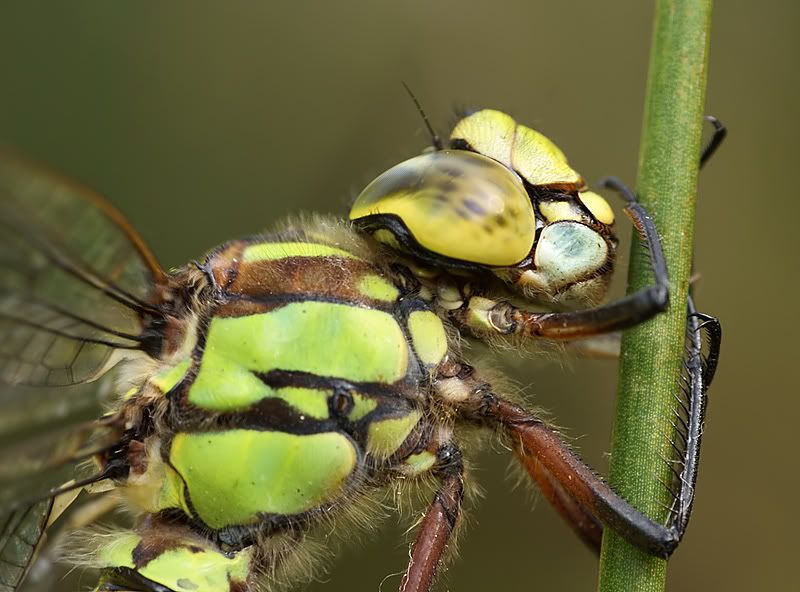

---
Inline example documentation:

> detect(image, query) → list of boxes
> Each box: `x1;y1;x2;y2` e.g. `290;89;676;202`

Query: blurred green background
0;1;797;591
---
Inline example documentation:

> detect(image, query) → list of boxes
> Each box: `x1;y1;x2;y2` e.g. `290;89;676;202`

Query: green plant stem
597;1;713;591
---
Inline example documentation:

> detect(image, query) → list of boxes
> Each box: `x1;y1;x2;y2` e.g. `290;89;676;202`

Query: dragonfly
0;106;724;592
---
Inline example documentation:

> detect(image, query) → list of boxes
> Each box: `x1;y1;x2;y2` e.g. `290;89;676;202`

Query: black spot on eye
438;179;458;193
463;198;486;216
438;165;464;178
496;214;509;227
453;207;472;220
380;168;424;192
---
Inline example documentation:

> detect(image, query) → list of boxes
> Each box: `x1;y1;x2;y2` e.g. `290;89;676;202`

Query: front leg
450;298;720;557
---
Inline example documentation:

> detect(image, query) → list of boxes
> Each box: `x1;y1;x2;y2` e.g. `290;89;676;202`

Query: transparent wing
0;499;53;592
0;380;107;506
0;382;109;586
0;151;166;590
0;151;165;386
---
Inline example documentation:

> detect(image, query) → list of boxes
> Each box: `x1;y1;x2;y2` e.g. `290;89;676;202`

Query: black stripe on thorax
257;368;421;401
168;368;421;435
168;395;341;435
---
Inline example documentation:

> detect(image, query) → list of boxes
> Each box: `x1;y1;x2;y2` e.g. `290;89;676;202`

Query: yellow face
450;109;584;190
350;109;618;305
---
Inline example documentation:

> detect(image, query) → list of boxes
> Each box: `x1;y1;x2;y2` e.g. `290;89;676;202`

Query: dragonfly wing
0;151;166;589
0;499;53;592
0;151;165;386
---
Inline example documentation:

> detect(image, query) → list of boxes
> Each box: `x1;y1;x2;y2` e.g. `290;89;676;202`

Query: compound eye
350;150;536;267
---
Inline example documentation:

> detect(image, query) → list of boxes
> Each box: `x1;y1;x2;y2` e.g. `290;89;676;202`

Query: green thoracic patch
407;310;448;367
150;357;192;393
95;531;253;592
168;430;358;529
357;274;400;302
402;450;437;476
272;386;330;419
348;392;378;422
188;301;411;411
242;241;359;262
95;532;138;571
366;410;422;459
158;463;192;516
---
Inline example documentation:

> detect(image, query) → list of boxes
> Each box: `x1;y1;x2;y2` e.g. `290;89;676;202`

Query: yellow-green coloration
538;200;584;223
190;381;331;416
121;386;138;401
579;191;615;225
150;358;192;393
94;531;252;592
275;387;330;419
350;150;535;267
461;296;495;334
366;410;422;459
348;392;378;422
189;302;410;410
401;450;437;476
188;357;272;411
243;241;358;262
372;228;404;251
407;310;448;367
95;531;138;570
357;274;399;302
122;442;191;516
450;109;582;188
138;545;251;592
158;464;192;516
168;430;358;529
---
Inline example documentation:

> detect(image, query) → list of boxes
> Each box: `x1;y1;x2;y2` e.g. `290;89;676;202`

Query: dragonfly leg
517;442;604;551
451;300;720;557
399;443;464;592
700;115;727;168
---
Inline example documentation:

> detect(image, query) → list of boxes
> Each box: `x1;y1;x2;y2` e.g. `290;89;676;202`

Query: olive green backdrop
0;1;796;591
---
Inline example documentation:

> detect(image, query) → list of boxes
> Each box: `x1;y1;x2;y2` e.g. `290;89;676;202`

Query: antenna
401;81;443;151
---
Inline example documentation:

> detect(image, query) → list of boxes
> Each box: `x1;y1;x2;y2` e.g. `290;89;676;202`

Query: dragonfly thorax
112;228;450;548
